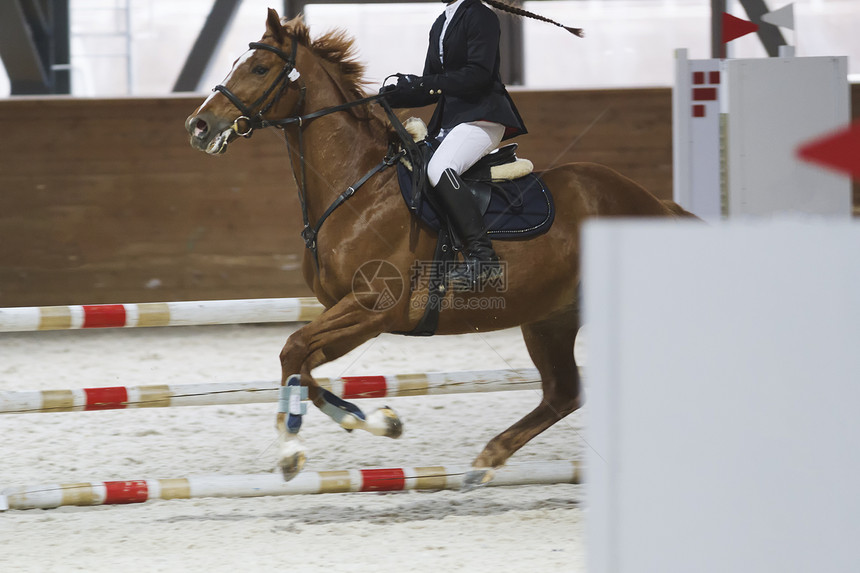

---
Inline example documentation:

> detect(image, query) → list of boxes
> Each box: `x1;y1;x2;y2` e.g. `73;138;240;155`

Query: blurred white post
584;219;860;573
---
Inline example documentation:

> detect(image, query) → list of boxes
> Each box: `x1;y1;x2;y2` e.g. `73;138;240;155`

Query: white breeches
427;120;506;187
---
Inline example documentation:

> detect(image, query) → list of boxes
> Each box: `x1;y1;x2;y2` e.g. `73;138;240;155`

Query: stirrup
447;258;502;292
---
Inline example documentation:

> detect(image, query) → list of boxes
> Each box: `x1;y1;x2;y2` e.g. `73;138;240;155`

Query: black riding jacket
396;0;527;141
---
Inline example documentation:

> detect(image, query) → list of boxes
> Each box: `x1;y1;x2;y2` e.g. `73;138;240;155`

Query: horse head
186;8;306;155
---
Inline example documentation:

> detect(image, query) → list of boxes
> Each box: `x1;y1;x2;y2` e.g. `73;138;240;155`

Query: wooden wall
0;87;854;307
0;97;306;307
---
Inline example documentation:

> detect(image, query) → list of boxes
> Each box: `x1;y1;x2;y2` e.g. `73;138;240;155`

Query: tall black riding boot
432;168;502;292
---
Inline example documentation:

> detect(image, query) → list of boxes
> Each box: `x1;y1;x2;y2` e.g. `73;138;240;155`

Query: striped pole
0;297;325;332
0;460;581;511
0;369;542;415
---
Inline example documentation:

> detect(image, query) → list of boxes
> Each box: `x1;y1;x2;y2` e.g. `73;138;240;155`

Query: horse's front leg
276;297;403;480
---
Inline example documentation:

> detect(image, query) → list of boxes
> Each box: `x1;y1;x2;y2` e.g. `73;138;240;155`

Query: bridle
208;37;421;271
213;38;304;138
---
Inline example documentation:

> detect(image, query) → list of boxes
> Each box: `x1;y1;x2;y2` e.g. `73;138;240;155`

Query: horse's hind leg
466;306;582;488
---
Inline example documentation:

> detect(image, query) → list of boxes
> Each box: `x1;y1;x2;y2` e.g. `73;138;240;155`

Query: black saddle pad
396;163;555;240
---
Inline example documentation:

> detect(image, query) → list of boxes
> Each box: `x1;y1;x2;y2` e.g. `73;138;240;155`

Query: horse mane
281;16;371;100
277;15;392;141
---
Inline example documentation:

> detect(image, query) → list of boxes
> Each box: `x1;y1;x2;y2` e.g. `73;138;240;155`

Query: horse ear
266;8;286;44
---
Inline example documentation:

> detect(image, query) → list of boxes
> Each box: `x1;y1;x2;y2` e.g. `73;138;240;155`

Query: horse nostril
193;118;209;138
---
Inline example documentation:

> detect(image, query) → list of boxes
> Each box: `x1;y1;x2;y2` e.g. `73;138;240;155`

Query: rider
382;0;525;291
381;0;582;291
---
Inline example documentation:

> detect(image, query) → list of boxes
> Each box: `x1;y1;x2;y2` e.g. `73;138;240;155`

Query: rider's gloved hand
395;74;422;92
378;83;398;96
378;74;438;109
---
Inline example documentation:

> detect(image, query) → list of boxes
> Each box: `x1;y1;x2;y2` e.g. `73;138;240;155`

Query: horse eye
252;65;269;76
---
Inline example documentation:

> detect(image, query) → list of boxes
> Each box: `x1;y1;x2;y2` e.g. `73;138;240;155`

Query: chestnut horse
186;9;690;487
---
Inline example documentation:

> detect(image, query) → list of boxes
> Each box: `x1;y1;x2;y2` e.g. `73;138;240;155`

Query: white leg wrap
276;375;308;480
279;375;307;435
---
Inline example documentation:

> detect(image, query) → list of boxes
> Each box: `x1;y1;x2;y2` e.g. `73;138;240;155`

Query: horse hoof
278;450;306;481
462;468;495;492
366;407;403;438
277;440;307;481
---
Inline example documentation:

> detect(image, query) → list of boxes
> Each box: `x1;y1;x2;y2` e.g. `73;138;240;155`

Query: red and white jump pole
0;460;581;511
0;297;325;332
0;369;542;414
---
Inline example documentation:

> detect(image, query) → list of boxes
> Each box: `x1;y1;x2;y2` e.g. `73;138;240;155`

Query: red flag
723;13;759;44
797;120;860;180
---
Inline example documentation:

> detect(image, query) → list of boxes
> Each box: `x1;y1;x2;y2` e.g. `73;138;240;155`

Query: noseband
214;37;303;137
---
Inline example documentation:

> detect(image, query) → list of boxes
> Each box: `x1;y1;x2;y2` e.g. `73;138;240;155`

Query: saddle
395;119;555;241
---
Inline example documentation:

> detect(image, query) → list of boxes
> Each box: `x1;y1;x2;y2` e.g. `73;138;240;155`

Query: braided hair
482;0;584;37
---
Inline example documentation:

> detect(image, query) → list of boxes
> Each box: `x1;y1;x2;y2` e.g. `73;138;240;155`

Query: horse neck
283;59;391;224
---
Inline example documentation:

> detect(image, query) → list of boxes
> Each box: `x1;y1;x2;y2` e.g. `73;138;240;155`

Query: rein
213;39;421;270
